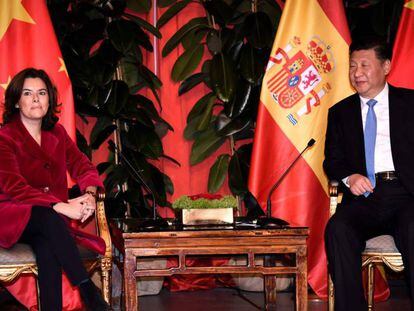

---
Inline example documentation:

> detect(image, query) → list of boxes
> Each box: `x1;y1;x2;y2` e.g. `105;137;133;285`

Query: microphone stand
257;139;316;228
109;141;168;229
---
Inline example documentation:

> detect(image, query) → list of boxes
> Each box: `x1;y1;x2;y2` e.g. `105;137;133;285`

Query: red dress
0;116;105;310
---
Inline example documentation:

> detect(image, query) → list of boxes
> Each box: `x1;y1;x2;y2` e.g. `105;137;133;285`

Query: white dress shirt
343;83;395;186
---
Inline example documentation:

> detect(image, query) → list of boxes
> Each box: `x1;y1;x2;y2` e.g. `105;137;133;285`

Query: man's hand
347;173;374;196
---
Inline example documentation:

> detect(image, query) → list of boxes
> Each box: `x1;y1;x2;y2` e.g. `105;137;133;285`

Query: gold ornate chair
328;180;404;311
0;191;112;308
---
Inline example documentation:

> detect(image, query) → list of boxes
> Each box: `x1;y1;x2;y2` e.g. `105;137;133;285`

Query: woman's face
18;78;49;123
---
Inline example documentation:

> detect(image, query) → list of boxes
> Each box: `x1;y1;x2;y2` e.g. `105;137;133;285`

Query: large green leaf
132;95;171;127
187;92;216;123
178;72;206;95
225;79;252;117
124;13;161;38
157;0;191;29
208;154;230;193
210;53;236;102
90;116;117;149
163;173;174;195
95;40;123;65
196;96;215;131
206;31;222;54
172;44;204;82
203;0;234;26
106;80;130;116
126;0;151;13
108;19;152;53
184;115;202;140
162;17;209;57
228;144;252;195
182;27;208;50
239;44;264;84
158;0;177;8
132;108;155;129
76;129;91;160
140;131;164;159
190;126;226;165
243;12;273;49
216;112;251;137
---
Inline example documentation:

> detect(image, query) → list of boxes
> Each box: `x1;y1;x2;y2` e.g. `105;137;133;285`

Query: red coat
0;115;105;252
0;116;105;310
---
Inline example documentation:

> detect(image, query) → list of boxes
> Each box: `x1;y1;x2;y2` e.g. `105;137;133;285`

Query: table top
110;218;309;238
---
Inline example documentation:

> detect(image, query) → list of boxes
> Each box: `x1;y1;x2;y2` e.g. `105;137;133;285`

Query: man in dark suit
324;37;414;310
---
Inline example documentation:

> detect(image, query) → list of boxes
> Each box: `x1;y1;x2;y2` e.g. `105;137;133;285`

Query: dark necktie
364;99;377;197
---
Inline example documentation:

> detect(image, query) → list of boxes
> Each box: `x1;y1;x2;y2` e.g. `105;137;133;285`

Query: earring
15;104;19;108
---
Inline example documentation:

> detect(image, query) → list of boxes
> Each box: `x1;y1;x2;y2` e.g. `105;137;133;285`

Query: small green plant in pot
173;194;237;225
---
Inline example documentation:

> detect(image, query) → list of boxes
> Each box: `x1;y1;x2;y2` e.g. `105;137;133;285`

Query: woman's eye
39;91;47;96
22;91;31;96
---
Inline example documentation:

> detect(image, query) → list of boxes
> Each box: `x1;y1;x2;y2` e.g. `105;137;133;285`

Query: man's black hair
349;36;392;62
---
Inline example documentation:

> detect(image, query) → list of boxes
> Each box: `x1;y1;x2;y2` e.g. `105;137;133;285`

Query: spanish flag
249;0;353;297
0;0;75;139
388;0;414;89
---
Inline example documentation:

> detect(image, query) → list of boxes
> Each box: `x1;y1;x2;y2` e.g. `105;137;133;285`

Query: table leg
296;246;308;311
264;255;277;310
124;250;137;311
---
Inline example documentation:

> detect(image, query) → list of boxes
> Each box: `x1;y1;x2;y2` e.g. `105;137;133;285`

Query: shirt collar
359;83;389;107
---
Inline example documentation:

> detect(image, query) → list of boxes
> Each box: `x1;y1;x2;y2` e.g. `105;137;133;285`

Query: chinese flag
388;0;414;89
248;0;353;297
0;0;75;139
0;1;80;309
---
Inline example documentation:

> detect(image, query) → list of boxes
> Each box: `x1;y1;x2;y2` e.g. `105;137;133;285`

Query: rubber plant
157;0;281;206
47;0;177;218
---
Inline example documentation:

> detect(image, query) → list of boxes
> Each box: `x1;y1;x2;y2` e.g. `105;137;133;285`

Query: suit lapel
388;85;405;152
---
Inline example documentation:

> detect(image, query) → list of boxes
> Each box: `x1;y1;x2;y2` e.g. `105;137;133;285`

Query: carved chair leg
367;263;374;311
101;258;112;306
328;274;334;311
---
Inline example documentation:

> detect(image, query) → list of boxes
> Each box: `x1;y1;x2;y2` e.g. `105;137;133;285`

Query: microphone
257;138;316;228
108;140;168;229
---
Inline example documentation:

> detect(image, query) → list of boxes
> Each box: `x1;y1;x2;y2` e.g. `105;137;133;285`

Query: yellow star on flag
405;0;414;9
0;76;11;90
0;0;35;41
58;57;69;77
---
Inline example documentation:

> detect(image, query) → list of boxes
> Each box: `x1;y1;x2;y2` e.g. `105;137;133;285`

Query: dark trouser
325;178;414;311
19;206;88;311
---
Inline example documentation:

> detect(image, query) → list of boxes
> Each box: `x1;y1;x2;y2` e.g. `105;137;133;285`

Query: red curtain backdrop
388;0;414;88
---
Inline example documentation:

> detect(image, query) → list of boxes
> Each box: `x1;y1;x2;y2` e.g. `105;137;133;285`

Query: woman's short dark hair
3;68;60;130
349;36;392;62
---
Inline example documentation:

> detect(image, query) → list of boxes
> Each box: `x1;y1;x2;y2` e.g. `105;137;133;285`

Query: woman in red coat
0;68;110;310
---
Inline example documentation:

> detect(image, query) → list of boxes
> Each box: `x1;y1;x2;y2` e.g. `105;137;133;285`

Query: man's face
349;49;391;99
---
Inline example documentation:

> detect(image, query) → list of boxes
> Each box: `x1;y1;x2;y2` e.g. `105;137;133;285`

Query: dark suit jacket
323;84;414;199
0;115;104;253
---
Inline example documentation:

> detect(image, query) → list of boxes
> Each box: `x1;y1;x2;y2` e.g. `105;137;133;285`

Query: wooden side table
110;220;309;311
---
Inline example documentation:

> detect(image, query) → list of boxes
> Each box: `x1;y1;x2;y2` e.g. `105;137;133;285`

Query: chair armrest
95;190;112;259
329;180;340;216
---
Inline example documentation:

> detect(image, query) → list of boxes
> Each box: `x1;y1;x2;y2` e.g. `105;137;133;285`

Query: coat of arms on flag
266;36;334;125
